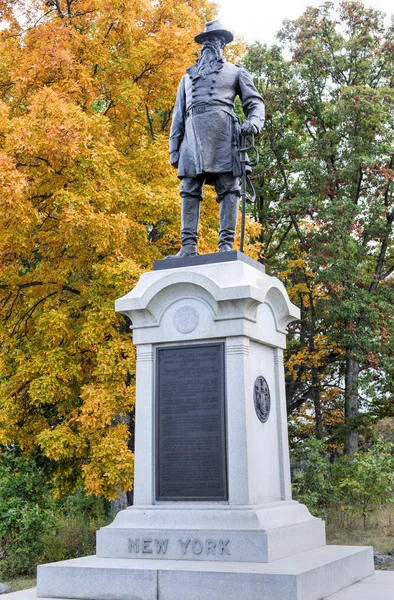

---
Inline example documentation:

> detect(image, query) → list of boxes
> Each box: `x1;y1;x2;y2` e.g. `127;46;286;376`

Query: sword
239;132;259;253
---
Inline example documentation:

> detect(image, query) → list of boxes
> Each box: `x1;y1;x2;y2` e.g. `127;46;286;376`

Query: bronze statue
167;20;265;258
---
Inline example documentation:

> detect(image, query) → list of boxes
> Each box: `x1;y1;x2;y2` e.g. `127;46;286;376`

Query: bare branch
353;167;363;205
11;292;58;335
53;0;65;18
103;100;114;116
266;220;293;259
145;105;155;141
368;209;394;294
382;265;394;280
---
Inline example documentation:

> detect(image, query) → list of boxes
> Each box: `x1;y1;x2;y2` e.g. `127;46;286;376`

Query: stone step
2;592;41;600
9;570;394;600
96;519;326;563
34;545;373;600
325;571;394;599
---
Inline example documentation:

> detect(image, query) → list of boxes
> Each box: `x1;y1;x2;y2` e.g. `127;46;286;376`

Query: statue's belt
186;103;239;121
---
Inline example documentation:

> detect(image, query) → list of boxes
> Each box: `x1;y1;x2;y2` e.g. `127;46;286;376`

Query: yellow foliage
0;0;258;499
287;337;344;380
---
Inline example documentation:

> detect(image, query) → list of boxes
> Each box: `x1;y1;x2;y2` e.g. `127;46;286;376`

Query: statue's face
201;35;225;58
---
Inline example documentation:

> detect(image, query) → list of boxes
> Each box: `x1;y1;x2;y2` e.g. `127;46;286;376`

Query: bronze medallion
254;376;271;423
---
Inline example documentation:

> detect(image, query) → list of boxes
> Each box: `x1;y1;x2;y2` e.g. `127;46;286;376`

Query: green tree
291;437;333;519
244;1;394;451
0;452;111;577
0;454;56;577
332;439;394;528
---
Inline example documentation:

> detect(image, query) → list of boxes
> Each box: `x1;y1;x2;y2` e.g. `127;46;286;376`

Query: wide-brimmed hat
194;20;234;45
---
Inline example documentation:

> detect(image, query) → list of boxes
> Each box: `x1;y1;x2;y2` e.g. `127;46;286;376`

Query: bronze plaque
156;343;227;501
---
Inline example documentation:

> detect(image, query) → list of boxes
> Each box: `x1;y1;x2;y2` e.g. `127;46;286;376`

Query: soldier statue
167;20;265;258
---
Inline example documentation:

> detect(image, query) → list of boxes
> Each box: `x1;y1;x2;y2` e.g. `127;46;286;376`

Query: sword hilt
239;133;259;167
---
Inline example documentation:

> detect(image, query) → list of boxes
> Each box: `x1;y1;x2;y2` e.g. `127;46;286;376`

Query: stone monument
34;251;375;600
12;20;389;600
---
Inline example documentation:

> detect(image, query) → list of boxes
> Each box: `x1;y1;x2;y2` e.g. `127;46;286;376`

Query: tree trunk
111;492;129;515
308;307;323;440
344;356;360;454
312;366;323;440
110;410;134;513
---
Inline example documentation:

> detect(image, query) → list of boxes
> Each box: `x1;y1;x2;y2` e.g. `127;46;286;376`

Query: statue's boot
164;196;200;259
218;193;239;252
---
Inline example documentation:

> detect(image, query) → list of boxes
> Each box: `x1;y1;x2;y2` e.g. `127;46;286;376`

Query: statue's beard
197;42;222;77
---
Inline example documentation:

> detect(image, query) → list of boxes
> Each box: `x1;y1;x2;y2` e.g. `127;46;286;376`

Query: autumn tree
244;1;394;451
0;0;221;499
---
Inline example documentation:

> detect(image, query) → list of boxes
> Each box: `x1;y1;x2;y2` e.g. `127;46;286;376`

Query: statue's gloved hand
170;151;180;168
241;121;258;136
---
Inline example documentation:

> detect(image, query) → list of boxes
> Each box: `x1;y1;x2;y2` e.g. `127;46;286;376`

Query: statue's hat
194;20;234;44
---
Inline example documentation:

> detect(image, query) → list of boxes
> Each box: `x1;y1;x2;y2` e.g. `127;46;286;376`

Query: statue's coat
169;60;265;179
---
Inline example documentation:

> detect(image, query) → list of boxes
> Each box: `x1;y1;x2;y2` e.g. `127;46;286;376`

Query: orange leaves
287;335;344;381
0;150;27;200
8;87;108;171
82;423;134;499
38;424;87;461
235;214;263;260
77;383;134;433
0;101;11;135
224;36;246;64
0;0;218;500
280;254;314;280
0;103;28;211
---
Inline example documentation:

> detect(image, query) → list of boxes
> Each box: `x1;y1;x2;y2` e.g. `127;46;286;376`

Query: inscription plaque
156;343;227;500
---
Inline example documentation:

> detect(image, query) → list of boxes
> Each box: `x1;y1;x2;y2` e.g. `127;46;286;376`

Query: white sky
218;0;394;44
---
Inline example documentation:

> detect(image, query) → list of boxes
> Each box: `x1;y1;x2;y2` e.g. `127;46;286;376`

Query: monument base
95;501;326;563
27;257;377;600
36;545;373;600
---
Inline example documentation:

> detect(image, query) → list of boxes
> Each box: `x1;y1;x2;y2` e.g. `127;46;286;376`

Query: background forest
0;0;393;584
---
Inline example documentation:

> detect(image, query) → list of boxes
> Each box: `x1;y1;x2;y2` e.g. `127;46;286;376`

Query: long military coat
169;59;265;179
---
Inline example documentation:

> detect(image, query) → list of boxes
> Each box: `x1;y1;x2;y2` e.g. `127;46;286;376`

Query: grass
3;577;37;592
326;505;394;556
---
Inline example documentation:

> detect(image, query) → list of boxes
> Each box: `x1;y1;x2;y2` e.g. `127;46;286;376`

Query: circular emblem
174;306;199;333
254;376;271;423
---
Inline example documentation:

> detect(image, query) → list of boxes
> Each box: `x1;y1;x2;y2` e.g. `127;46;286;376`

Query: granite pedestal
10;571;394;600
35;253;374;600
